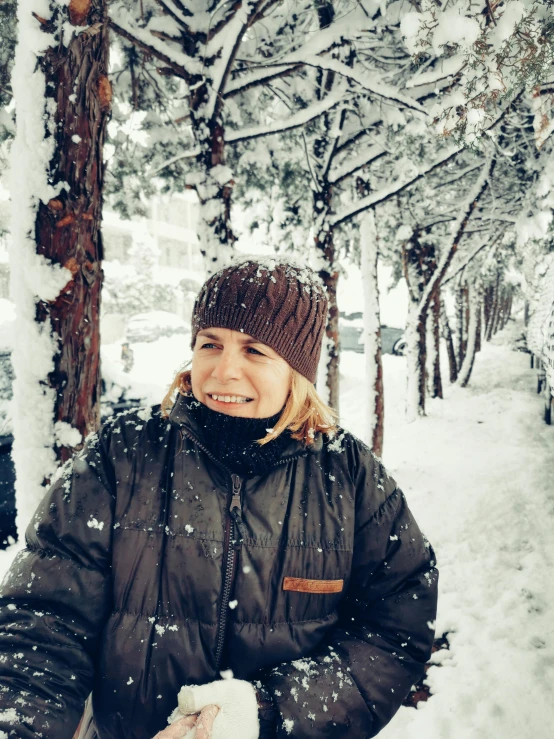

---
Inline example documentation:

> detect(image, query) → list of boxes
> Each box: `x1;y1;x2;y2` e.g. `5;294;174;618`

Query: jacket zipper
214;473;244;670
176;424;306;671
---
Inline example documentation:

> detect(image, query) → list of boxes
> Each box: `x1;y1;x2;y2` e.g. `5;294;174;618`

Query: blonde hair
161;367;338;446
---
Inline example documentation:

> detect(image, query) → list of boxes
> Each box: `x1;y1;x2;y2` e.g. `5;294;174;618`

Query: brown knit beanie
191;258;328;383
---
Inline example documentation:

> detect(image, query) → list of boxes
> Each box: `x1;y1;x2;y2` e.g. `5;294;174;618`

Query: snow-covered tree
0;0;15;151
106;0;383;275
400;0;554;143
10;0;111;529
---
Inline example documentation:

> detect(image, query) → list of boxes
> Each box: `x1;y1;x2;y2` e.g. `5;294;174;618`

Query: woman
0;259;438;739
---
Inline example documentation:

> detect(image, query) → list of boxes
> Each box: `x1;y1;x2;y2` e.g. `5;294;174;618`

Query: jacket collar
168;393;323;460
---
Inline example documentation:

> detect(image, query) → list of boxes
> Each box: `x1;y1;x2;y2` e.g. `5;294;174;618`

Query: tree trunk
360;212;384;456
493;285;504;334
315;218;340;412
405;301;428;421
312;1;341;412
194;118;235;273
10;0;110;532
507;291;513;323
463;283;470;357
458;285;480;387
524;299;530;327
441;298;458;383
402;234;433;420
483;285;492;337
430;288;443;398
475;299;482;353
456;285;466;367
486;274;500;341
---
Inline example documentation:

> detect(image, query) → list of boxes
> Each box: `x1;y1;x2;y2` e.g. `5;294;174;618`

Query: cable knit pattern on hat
190;259;328;383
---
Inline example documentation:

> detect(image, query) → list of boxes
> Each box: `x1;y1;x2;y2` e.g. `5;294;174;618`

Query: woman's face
191;327;292;418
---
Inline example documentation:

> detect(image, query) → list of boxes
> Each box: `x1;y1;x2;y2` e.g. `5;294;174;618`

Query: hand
175;679;259;739
153;705;219;739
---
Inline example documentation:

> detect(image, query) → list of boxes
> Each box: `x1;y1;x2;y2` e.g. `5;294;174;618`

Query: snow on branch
417;156;496;314
241;56;427;114
328;143;387;184
297;57;428;114
148;146;201;176
405;54;465;89
206;9;250;119
225;89;345;143
225;63;304;97
225;4;374;97
154;0;191;30
109;7;200;79
331;91;521;226
442;231;506;286
434;162;484;189
331;145;463;226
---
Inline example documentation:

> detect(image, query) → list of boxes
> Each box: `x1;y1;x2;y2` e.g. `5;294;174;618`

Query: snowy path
341;322;554;739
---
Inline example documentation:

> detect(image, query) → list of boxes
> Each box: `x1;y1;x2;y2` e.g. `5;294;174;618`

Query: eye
201;342;217;349
247;347;264;356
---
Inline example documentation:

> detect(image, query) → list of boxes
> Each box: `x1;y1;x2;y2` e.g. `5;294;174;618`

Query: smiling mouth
208;394;253;404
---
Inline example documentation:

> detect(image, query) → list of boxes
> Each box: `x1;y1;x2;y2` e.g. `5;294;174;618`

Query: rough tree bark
38;0;111;460
10;0;111;532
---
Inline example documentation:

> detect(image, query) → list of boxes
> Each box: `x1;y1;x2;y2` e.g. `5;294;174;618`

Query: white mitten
175;678;259;739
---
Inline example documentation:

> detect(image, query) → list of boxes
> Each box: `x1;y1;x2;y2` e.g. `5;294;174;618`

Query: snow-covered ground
1;318;553;738
357;321;554;739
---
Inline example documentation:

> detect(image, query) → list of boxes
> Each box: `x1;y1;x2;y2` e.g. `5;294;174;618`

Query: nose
211;347;243;384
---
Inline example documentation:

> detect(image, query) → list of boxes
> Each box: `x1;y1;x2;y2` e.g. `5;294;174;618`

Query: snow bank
343;321;554;738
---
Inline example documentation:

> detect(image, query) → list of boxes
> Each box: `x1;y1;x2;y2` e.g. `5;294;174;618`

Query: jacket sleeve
261;444;439;738
0;423;116;738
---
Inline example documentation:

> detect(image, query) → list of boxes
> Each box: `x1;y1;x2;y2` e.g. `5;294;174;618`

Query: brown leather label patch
283;577;344;594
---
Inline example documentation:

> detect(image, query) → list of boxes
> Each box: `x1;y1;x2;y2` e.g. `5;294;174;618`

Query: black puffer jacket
0;395;438;738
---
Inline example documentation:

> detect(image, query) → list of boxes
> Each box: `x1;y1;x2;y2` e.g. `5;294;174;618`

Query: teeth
211;394;250;404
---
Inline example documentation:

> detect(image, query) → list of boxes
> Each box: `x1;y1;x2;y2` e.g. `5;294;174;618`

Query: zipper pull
230;474;244;549
231;474;242;514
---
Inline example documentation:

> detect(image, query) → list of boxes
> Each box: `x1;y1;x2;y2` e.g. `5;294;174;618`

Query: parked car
339;312;405;355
